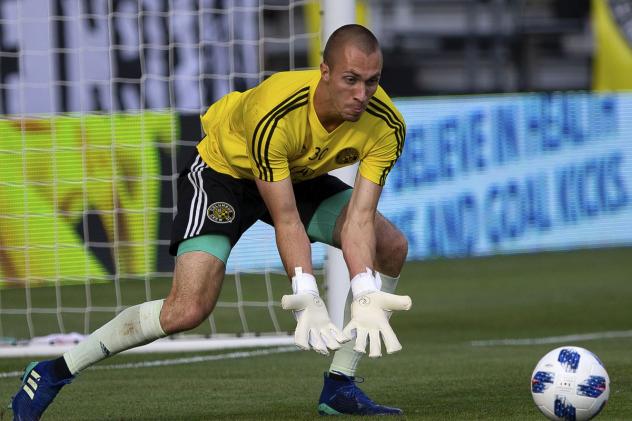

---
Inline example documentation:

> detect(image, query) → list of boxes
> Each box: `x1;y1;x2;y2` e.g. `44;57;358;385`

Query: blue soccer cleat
10;361;72;421
317;371;403;416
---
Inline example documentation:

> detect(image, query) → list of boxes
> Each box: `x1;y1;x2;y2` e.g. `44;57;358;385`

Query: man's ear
320;62;330;82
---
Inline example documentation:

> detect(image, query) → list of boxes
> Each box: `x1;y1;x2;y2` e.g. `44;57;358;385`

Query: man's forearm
341;219;376;278
275;221;313;278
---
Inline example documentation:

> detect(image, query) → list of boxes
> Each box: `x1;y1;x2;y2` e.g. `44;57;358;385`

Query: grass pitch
0;246;631;420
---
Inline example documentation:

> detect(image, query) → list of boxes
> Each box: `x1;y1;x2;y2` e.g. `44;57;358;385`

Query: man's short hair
323;24;380;68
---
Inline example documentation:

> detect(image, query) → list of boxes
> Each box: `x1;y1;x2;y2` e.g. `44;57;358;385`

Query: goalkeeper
10;23;411;419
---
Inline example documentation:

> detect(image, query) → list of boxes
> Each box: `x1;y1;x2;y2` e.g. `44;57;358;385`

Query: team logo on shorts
335;148;359;165
207;202;235;223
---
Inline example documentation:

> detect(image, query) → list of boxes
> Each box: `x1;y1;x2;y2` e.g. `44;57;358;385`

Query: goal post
0;0;354;356
320;0;358;330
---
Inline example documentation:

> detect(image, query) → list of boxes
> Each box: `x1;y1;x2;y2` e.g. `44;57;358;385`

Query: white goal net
0;0;329;354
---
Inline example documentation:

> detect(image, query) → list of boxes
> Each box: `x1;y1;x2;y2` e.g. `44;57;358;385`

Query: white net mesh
0;0;323;348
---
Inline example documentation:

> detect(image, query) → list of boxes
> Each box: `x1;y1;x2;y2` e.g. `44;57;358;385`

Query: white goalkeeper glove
281;268;350;355
343;268;412;358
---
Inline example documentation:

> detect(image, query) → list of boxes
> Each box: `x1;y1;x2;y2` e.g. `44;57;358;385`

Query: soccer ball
531;346;609;420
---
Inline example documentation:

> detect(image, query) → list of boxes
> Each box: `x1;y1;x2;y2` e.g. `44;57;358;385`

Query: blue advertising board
227;92;631;271
381;92;630;259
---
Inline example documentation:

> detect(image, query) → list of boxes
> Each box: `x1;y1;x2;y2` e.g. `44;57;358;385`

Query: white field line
0;345;298;379
0;335;295;358
91;345;299;370
470;329;632;347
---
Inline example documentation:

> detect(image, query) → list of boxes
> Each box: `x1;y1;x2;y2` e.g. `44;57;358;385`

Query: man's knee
382;228;408;261
376;225;408;275
391;230;408;261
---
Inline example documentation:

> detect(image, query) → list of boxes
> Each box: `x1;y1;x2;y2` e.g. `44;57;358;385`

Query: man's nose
354;83;368;102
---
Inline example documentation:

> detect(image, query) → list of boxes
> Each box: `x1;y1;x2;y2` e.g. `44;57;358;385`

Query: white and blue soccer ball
531;346;609;421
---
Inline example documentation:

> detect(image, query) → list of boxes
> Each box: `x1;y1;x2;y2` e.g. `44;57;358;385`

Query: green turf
0;246;631;420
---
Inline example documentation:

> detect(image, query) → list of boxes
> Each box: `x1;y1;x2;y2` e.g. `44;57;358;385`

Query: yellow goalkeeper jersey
197;69;405;186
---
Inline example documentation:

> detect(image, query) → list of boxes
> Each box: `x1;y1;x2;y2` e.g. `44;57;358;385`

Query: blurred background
371;0;593;95
0;0;611;113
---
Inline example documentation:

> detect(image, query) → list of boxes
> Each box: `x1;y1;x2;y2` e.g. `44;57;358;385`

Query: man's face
321;44;382;122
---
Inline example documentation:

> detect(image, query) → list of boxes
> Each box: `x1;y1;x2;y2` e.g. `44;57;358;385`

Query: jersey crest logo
207;202;235;223
335;148;359;165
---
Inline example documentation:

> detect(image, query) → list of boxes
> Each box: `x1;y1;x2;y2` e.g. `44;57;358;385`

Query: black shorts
169;152;352;256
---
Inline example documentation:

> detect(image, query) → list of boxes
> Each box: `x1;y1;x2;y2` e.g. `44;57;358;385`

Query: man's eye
345;77;355;84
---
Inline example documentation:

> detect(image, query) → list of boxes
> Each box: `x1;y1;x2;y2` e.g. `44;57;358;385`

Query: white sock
329;273;400;376
63;299;166;375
